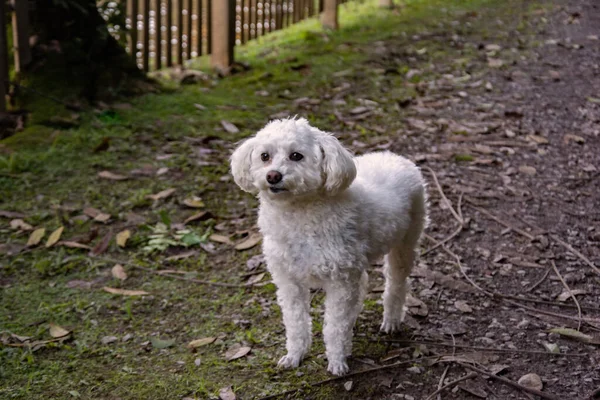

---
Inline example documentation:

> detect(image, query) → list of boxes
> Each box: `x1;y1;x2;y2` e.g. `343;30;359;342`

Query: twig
423;167;464;225
422;224;463;256
526;266;551;292
257;355;447;400
466;202;534;240
375;339;590;357
441;245;492;296
458;363;564;400
550;234;600;278
551;260;583;331
425;372;478;400
91;256;246;288
436;366;450;400
505;299;600;326
502;294;600;312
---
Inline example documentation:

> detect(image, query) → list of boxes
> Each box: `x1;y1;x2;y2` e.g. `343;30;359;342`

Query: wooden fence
126;0;356;72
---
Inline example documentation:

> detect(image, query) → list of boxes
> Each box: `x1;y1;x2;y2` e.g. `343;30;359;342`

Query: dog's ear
230;137;258;194
317;133;357;195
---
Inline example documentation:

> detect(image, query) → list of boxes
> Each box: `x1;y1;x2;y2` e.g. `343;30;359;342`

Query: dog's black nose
266;170;283;184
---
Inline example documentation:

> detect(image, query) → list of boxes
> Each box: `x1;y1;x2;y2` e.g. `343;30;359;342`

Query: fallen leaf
116;230;131;247
59;241;92;250
489;364;510;375
184;211;211;224
557;289;588;302
517;373;542;391
413;266;476;293
83;207;101;218
0;210;26;218
549;327;598;344
187;337;216;349
406;294;428;317
45;227;64;248
90;232;113;255
27;228;46;247
235;233;262;251
194;103;206;110
246;254;265;270
103;286;149;296
526;134;549;145
111;264;127;281
454;300;473;313
225;343;251;361
98;171;128;181
563;134;585;144
10;219;33;230
542;342;560;353
150;337;175;349
49;323;70;338
156;167;169;176
182;197;205;208
487;58;504;68
101;336;118;345
209;234;233;245
221;120;240;133
344;381;353;391
94;213;111;223
246;272;266;286
66;280;93;289
219;386;236;400
165;250;198;261
518;165;537;176
148;188;176;201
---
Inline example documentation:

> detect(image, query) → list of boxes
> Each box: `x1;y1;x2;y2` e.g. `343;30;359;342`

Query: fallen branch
551;260;583;331
458;363;563;400
466;202;534;240
376;339;590;357
436;366;450;400
91;256;246;288
550;234;600;278
425;372;478;400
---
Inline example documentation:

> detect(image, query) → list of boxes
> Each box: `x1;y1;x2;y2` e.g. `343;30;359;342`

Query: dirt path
343;0;600;398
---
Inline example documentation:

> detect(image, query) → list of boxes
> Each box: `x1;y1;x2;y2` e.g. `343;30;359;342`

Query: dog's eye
289;152;304;161
260;153;270;162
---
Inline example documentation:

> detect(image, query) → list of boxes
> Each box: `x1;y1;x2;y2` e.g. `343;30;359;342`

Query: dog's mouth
269;187;288;194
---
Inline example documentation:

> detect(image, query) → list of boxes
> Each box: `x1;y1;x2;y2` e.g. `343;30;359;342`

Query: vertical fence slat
196;0;203;55
242;0;248;43
166;0;173;66
211;0;235;70
0;0;7;111
12;0;32;72
128;0;139;64
156;0;163;69
177;0;184;64
379;0;393;8
207;0;212;54
321;0;337;29
186;0;193;59
143;0;150;71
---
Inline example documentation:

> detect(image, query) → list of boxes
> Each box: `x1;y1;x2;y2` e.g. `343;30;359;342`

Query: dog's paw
327;359;349;376
277;354;302;369
380;318;403;334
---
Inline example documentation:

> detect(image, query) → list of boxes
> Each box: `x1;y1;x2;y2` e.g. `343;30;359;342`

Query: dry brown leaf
184;211;210;224
94;213;111;223
557;289;588;302
518;373;543;391
0;210;26;218
246;272;266;286
564;134;585;144
219;386;236;400
98;171;128;181
221;120;240;133
454;300;473;313
27;228;46;247
182;197;205;208
210;234;233;245
59;241;92;250
111;264;127;281
116;230;131;248
518;165;537;176
187;337;216;349
10;219;33;230
165;250;198;261
83;207;101;218
406;294;428;317
90;232;112;256
225;343;251;361
103;286;149;296
148;188;176;201
413;266;476;293
45;227;64;248
526;134;549;145
235;233;262;251
49;323;70;338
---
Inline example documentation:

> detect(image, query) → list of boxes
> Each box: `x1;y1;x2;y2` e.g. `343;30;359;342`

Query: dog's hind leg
381;195;426;333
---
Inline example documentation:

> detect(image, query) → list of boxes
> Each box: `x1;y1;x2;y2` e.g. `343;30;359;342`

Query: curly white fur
230;118;427;376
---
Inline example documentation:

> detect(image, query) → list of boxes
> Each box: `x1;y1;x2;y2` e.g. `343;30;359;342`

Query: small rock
344;381;353;391
405;395;415;400
122;333;133;342
505;129;516;138
485;81;493;91
194;358;202;366
295;371;304;377
516;319;530;329
518;373;543;391
548;70;560;81
518;165;537;176
407;366;423;374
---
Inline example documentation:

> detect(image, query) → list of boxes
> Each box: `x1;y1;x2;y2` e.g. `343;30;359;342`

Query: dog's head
230;118;356;200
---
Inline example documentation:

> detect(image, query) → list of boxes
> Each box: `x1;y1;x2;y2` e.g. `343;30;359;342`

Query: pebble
407;366;423;374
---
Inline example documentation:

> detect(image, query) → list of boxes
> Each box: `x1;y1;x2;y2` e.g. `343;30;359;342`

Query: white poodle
230;118;427;376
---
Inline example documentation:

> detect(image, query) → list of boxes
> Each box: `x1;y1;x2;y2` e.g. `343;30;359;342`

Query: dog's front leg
323;270;368;376
274;278;312;369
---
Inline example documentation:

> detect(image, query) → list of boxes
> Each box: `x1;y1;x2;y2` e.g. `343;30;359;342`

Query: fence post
211;0;235;73
0;0;7;111
379;0;393;8
321;0;338;30
11;0;32;72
